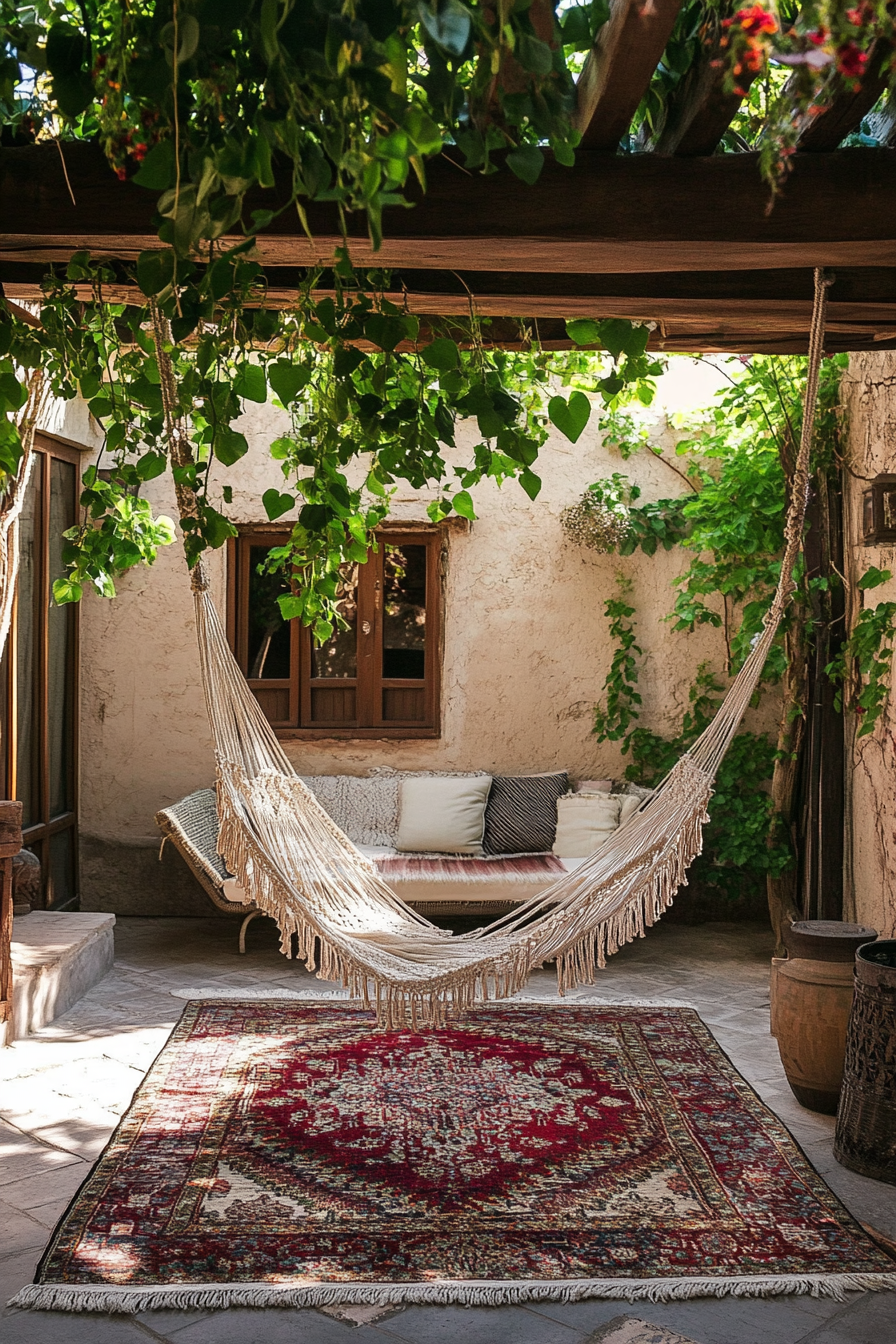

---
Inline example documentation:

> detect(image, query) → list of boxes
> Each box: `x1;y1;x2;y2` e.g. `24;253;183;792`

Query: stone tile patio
1;915;894;1344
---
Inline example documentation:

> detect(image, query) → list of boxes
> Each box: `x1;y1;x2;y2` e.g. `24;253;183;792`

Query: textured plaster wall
69;396;777;911
842;353;896;939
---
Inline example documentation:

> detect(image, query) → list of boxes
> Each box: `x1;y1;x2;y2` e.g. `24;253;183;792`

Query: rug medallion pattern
34;1003;895;1292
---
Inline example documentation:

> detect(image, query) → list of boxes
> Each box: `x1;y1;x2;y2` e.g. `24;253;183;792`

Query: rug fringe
10;1272;896;1314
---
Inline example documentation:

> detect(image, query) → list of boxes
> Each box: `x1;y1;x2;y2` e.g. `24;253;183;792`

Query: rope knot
190;562;210;593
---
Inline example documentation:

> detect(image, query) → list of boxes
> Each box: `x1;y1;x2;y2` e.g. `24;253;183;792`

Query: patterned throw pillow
482;772;569;856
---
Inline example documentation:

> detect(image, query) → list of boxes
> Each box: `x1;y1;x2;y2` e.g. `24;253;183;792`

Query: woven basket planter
834;939;896;1185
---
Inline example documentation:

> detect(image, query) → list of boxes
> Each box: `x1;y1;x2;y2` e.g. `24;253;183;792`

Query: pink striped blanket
373;854;564;885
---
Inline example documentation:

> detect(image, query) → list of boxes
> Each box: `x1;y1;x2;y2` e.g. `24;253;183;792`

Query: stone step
3;911;115;1044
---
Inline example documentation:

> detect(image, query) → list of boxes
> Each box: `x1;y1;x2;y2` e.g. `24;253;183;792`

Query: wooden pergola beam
3;144;896;276
571;0;684;151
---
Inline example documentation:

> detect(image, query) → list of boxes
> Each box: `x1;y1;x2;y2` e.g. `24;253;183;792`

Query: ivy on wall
575;353;896;903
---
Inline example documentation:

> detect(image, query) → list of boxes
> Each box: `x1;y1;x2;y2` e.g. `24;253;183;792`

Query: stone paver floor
1;915;894;1344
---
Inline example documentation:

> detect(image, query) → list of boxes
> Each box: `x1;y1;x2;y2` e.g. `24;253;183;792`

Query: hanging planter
561;481;633;554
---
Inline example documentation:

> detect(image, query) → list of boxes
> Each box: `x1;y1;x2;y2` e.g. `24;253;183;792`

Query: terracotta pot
835;940;896;1184
770;920;877;1115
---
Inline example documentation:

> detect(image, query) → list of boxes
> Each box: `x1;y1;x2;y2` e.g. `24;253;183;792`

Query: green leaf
506;144;544;186
452;489;476;520
516;34;553;76
133;140;177;191
262;488;295;520
268;361;310;405
599;319;649;361
136;249;176;298
135;451;167;481
566;318;602;347
235;362;267;403
52;577;83;605
548;390;591;443
560;6;593;48
213;428;249;465
421;338;459;372
278;593;304;621
858;566;892;590
52;71;94;118
519;468;542;500
417;0;471;57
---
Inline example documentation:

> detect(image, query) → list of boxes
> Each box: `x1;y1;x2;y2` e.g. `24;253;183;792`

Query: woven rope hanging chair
153;272;831;1026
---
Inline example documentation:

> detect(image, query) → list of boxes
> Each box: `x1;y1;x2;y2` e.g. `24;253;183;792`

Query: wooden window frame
227;523;446;740
1;433;81;909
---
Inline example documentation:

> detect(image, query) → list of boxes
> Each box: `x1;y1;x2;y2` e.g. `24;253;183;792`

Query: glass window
230;530;440;737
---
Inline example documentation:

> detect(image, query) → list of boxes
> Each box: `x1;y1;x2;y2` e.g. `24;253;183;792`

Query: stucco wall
68;397;776;914
842;353;896;939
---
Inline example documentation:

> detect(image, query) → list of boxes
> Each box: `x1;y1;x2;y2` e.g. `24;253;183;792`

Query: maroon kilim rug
14;1002;896;1312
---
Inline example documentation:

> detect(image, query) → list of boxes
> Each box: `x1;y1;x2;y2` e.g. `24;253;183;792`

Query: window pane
16;461;40;828
383;544;426;679
311;562;358;679
48;459;76;817
247;546;292;679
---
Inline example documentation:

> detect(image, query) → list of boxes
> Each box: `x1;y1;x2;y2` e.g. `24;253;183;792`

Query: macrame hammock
152;272;831;1027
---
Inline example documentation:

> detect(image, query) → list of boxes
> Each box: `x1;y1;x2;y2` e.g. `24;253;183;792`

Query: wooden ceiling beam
3;144;896;277
571;0;684;150
5;278;894;333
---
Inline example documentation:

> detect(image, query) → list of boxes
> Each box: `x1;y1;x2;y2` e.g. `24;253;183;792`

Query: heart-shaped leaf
566;318;602;347
548;391;591;443
421;338;459;372
263;488;295;521
213;428;249;466
506;144;544;186
268;361;310;405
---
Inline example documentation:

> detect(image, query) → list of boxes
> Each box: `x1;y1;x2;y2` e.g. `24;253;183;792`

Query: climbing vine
826;566;896;738
584;354;851;902
0;253;661;636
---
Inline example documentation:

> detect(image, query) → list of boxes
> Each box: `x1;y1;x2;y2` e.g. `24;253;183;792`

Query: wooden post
0;800;23;1045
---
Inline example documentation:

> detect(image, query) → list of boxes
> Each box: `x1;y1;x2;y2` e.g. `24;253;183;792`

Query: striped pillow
482;772;568;856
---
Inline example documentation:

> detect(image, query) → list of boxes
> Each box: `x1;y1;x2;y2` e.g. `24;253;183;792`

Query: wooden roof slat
794;39;893;152
571;0;684;151
654;49;755;156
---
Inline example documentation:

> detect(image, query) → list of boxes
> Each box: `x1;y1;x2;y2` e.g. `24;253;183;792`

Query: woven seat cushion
482;772;568;855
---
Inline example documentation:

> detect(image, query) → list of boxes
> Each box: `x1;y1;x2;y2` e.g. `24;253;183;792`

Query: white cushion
553;793;621;858
395;775;492;854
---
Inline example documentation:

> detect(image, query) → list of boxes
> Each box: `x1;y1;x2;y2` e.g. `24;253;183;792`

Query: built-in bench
156;774;648;950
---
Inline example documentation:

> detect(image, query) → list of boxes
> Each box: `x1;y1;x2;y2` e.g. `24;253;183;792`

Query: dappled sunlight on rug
12;1002;896;1312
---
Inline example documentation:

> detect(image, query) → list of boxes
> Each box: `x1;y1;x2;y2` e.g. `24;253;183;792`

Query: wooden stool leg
239;910;263;954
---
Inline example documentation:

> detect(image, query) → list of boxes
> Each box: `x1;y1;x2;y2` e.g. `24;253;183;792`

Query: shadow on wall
79;836;225;917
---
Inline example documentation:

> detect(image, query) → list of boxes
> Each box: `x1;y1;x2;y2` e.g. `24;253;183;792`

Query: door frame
2;432;81;909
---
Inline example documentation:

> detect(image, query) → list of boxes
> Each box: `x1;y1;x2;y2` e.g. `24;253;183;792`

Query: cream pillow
395;775;492;854
617;793;642;828
553;793;621;858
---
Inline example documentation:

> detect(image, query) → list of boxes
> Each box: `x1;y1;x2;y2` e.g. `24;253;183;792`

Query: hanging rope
154;272;832;1025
